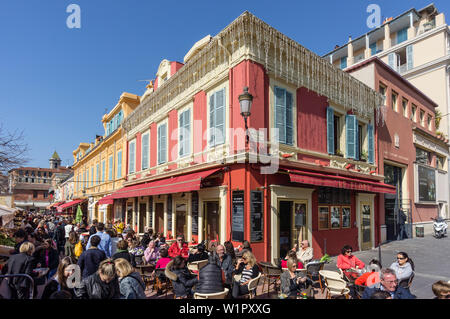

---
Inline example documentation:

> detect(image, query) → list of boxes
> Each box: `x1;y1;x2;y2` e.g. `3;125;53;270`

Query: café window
317;187;351;230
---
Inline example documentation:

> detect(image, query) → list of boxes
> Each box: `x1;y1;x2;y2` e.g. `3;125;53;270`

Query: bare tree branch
0;124;29;192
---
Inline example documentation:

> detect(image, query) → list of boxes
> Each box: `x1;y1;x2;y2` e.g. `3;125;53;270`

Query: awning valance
288;169;396;194
57;199;85;212
108;168;221;200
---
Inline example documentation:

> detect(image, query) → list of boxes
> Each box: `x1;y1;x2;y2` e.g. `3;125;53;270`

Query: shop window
318;206;330;230
342;207;351;228
330;207;341;229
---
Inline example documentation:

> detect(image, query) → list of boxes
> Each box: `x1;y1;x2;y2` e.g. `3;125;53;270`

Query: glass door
204;201;220;241
292;201;307;247
175;203;187;239
279;201;292;259
360;203;372;250
139;203;146;234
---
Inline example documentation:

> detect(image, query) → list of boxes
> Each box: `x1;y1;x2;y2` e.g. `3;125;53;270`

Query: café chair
194;288;229;299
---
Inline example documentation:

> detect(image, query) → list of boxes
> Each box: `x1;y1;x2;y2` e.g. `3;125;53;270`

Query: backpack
74;241;83;258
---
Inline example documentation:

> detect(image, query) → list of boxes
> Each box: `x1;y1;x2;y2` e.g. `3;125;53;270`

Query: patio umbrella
75;205;83;224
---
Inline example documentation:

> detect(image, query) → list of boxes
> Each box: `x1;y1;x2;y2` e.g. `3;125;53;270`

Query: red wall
170;62;184;76
297;87;328;154
193;91;207;164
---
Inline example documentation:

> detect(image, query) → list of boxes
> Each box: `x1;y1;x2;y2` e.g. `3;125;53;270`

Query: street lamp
239;86;253;146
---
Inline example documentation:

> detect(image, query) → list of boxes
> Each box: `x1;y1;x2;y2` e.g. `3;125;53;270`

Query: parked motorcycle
432;217;448;238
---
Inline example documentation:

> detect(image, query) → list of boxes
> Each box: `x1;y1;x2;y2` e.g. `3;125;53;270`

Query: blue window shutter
107;122;110;135
158;124;167;164
96;164;100;184
340;57;347;69
406;45;413;70
275;87;286;144
91;167;94;186
209;94;215;146
368;124;375;164
184;109;191;155
215;88;225;145
117;151;122;178
346;115;356;159
142;134;149;169
102;160;105;182
179;111;184;156
327;107;335;154
370;43;377;56
355;122;359;161
397;28;408;44
129;142;135;173
285;91;293;145
109;156;113;181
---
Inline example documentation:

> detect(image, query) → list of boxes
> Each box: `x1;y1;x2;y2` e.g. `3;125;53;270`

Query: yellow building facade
72;93;140;223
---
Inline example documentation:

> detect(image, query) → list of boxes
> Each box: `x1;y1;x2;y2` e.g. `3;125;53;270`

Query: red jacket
337;254;365;279
168;242;182;258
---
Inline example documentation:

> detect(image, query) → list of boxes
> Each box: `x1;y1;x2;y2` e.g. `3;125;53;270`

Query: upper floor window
96;163;100;185
209;88;226;147
129;141;136;173
437;155;446;170
391;91;398;112
101;160;106;183
427;115;433;131
411;104;417;122
370;43;377;56
326;107;343;156
416;148;431;166
379;83;387;105
402;99;408;117
158;123;167;165
179;109;191;158
344;115;374;163
340;57;347;69
397;27;408;45
91;166;94;187
141;132;150;170
420;110;425;126
274;87;293;146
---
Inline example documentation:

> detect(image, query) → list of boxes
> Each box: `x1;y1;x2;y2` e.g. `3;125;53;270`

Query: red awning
98;196;114;205
288;169;397;194
57;199;85;212
109;168;222;200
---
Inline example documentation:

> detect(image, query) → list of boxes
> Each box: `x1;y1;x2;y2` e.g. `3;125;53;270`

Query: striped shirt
240;268;254;283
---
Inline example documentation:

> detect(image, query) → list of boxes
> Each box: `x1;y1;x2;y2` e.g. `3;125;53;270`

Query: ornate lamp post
238;86;253;146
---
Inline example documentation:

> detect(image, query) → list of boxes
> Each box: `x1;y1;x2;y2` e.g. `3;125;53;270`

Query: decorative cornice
123;11;382;133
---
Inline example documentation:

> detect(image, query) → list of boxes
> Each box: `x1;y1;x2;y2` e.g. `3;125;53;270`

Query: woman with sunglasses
337;245;365;281
231;251;260;298
389;252;414;287
168;235;184;258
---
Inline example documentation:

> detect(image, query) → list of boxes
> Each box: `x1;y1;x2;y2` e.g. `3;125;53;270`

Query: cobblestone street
324;234;450;299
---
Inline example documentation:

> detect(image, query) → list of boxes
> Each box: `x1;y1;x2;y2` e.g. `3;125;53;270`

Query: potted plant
360;151;368;162
335;149;344;157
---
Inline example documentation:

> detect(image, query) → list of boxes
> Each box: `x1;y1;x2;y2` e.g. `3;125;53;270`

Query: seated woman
187;243;209;263
389;252;414;287
280;257;309;298
281;250;304;270
155;248;171;269
127;239;145;265
113;240;136;267
165;255;198;298
336;245;365;281
231;250;260;299
143;240;160;266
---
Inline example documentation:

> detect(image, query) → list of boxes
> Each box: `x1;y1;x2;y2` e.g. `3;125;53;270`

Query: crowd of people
1;211;449;300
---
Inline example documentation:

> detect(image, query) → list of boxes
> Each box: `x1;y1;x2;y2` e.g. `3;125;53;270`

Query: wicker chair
194;288;229;299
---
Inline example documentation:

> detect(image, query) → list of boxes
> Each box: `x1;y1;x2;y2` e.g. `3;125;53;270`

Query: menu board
191;191;198;235
167;194;172;230
232;190;245;242
250;191;263;242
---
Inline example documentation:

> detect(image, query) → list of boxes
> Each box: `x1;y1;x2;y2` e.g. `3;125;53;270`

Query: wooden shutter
142;133;149;170
117;151;122;178
158;124;167;164
355;124;359;161
184;109;190;155
109;156;113;181
209;94;215;146
368;124;375;164
406;45;413;71
275;87;286;144
215;88;225;145
285;91;293;145
129;142;135;173
327;107;335;154
346;115;356;159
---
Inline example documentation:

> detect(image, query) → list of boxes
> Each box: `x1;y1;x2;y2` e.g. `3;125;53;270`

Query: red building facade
100;13;396;261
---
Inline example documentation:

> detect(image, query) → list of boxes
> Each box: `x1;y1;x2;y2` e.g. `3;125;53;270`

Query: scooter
432;217;448;238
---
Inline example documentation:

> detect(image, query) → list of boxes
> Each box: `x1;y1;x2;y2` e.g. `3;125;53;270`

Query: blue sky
1;0;449;168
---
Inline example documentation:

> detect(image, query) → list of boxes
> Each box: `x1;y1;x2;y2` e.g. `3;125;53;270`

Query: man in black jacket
75;259;120;299
77;235;106;278
54;221;66;257
214;245;234;285
195;255;224;294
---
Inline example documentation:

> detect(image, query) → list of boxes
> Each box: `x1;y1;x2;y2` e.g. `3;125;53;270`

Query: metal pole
378;245;382;268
